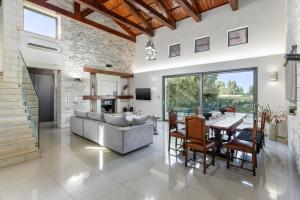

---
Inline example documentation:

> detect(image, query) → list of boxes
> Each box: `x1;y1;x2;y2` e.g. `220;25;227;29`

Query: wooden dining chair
226;120;258;176
224;106;236;113
236;111;266;153
185;116;216;174
168;110;185;155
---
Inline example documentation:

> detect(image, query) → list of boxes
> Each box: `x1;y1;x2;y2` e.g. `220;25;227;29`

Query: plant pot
266;123;278;141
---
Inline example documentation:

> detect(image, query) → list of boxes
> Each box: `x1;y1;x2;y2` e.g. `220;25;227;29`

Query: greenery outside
165;72;254;119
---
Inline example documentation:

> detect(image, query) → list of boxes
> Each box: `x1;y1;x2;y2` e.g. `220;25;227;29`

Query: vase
266;123;278;141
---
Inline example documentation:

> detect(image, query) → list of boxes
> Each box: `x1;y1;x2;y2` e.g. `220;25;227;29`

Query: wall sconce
269;72;278;81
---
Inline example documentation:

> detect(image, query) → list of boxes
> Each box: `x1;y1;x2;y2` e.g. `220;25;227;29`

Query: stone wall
1;0;23;78
286;0;300;113
56;13;135;127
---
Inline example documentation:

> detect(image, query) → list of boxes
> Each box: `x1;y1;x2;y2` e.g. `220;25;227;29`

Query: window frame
194;36;210;53
23;6;59;39
168;43;181;58
162;67;258;121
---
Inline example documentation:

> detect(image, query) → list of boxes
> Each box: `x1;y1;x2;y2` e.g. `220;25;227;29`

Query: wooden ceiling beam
155;0;175;22
81;8;94;18
113;20;136;38
124;0;176;30
228;0;238;11
122;0;152;30
177;0;201;22
74;0;154;36
74;2;81;19
26;0;136;42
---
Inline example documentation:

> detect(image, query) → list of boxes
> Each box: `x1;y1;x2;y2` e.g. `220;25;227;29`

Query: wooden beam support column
228;0;238;11
177;0;201;22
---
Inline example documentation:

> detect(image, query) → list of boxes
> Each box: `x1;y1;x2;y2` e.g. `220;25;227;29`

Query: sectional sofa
70;112;154;154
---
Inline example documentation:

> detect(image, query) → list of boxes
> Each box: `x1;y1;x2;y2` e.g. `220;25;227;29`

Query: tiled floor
0;122;299;200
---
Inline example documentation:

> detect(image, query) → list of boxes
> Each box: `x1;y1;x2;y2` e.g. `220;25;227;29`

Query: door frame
28;67;56;124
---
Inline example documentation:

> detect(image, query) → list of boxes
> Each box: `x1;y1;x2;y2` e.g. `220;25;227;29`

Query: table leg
214;128;226;158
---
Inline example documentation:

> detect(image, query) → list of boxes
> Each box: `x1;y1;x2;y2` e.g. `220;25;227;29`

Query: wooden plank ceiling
27;0;238;42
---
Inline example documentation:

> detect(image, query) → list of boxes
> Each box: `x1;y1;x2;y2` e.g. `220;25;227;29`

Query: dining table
178;112;247;158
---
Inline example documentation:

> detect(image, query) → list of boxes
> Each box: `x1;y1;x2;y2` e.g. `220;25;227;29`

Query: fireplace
101;99;116;113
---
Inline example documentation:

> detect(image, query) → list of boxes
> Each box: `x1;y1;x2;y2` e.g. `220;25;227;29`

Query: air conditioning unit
26;37;61;53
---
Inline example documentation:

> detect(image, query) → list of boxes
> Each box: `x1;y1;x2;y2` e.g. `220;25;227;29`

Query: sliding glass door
163;75;200;120
163;68;257;120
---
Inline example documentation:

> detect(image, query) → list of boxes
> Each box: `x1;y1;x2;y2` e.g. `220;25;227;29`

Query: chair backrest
195;106;201;115
260;111;266;133
185;116;206;145
168;110;178;131
224;106;236;113
252;119;258;150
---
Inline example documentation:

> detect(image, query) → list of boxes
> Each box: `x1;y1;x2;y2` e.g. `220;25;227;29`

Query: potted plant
258;104;286;141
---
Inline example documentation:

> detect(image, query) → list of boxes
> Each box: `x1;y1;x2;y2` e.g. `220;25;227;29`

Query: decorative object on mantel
122;84;129;96
289;105;297;115
259;104;287;141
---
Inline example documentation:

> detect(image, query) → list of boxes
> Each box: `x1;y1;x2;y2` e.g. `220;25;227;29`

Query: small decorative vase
266;123;278;141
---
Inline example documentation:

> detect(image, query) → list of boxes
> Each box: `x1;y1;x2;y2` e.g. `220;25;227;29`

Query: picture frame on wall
169;43;180;58
228;27;248;46
195;36;210;53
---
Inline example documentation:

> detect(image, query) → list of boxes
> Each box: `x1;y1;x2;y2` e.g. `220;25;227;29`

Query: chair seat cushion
226;139;253;153
186;140;215;152
236;130;263;154
170;130;185;138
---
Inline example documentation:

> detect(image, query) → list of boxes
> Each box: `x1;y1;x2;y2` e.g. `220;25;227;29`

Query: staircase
0;56;40;168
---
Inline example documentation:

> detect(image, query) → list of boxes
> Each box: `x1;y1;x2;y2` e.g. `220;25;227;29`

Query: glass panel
164;75;200;120
202;70;254;114
24;8;57;38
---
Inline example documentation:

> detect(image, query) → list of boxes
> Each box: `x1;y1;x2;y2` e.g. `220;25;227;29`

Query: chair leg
185;146;188;166
168;135;171;152
212;148;215;166
175;137;178;154
203;151;207;174
193;151;196;161
226;148;230;169
252;153;256;176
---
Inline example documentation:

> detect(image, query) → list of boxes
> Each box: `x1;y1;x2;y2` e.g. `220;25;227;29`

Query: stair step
0;101;24;107
0;150;40;169
0;115;28;122
0;108;26;115
0;88;21;95
0;134;33;146
0;122;30;131
0;128;32;135
0;82;19;89
0;95;23;101
0;139;37;159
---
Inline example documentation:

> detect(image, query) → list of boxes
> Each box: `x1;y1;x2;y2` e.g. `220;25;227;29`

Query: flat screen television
136;88;151;100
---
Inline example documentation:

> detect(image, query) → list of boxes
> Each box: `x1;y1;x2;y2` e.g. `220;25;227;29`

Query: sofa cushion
74;110;88;118
104;114;130;127
88;112;104;122
132;115;152;126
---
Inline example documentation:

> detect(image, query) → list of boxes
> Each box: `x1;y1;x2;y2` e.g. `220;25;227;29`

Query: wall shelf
84;67;134;78
83;95;134;100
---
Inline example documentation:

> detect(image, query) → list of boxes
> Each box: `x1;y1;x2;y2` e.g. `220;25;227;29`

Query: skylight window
24;7;57;38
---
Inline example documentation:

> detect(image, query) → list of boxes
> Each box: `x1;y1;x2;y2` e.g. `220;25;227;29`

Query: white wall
134;55;286;118
133;0;286;73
